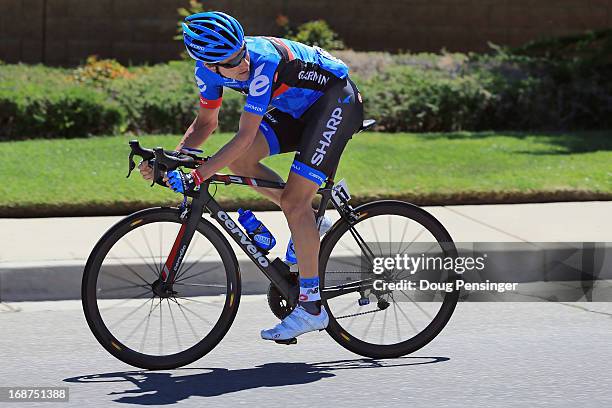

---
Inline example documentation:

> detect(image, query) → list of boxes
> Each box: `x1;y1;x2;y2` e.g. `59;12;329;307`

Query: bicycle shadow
64;356;449;405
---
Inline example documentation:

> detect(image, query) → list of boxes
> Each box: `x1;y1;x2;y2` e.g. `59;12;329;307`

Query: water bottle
237;209;276;252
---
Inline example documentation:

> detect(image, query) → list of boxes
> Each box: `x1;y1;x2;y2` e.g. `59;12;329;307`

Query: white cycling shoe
261;306;329;341
284;215;333;265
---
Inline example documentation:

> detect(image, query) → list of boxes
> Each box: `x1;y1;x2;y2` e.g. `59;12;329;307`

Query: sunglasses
206;46;247;70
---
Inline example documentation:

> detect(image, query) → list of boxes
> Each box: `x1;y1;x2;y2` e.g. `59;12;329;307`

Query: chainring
267;282;297;320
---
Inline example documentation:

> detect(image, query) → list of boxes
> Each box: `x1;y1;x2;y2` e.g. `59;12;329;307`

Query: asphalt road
1;296;611;407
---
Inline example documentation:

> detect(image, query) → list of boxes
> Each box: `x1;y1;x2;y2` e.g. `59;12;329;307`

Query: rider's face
205;47;250;81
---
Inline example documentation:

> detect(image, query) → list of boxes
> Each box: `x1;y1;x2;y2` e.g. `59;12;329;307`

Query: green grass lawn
1;131;611;216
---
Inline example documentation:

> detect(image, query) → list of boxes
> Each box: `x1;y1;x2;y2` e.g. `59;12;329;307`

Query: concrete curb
1;202;610;302
2;245;611;302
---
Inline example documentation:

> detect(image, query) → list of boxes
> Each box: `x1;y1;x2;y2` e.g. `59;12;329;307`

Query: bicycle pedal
274;338;297;345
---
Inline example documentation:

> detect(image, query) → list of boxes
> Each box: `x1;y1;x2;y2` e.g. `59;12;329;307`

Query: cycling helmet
182;12;245;63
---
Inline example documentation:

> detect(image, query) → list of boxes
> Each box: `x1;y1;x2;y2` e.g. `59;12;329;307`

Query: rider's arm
194;111;263;178
175;105;220;151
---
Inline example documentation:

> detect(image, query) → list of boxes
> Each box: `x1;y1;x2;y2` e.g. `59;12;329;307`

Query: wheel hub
151;279;177;298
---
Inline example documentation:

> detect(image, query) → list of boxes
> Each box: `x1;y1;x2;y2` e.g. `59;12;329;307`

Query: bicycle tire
82;207;241;370
320;200;459;359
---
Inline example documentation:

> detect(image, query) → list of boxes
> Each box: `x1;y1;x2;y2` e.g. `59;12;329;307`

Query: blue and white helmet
182;12;245;63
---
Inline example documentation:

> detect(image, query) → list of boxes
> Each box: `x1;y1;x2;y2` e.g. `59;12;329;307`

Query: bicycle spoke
380;302;388;344
122;296;156;343
400;289;433;320
109;294;156;330
173;298;214;326
396;217;411;255
99;283;150;294
100;289;153;311
174;265;223;284
360;308;378;342
173;233;201;281
113;260;154;287
140;228;160;276
171;297;202;343
388;216;392;257
138;297;159;353
165;298;183;351
392;293;402;343
174;282;226;288
101;270;147;288
121;236;160;279
174;244;216;283
390;292;418;333
397;227;427;256
369;219;384;257
159;297;163;355
174;295;220;308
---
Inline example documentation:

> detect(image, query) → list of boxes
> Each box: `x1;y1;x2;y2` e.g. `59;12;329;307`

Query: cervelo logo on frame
217;210;269;267
249;64;270;97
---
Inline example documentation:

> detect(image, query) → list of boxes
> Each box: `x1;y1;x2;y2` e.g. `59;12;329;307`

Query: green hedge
1;48;611;140
356;66;491;132
0;65;125;139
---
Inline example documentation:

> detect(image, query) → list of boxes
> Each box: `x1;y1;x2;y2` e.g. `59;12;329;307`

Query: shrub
106;61;244;134
72;56;133;85
0;84;124;140
467;51;612;130
106;61;199;134
2;43;612;140
285;20;345;50
174;0;208;60
359;66;491;132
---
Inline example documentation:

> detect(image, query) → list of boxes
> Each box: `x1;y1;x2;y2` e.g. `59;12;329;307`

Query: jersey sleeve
243;53;280;116
194;63;223;109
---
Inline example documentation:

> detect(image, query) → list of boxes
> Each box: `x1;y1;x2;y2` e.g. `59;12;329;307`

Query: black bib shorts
258;77;364;185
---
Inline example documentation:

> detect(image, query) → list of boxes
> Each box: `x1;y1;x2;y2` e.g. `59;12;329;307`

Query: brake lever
151;155;160;187
127;151;136;178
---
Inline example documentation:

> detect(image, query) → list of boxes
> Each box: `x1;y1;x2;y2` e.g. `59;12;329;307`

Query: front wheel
320;200;459;359
82;207;241;370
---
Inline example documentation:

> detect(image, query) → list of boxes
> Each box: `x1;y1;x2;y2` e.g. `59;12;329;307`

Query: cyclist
139;11;363;342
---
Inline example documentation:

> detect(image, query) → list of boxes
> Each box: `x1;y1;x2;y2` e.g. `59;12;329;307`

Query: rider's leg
227;129;284;207
227;109;304;207
261;79;364;341
280;172;321;280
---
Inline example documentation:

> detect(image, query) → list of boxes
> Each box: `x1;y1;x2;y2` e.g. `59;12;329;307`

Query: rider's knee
228;158;256;175
280;191;312;219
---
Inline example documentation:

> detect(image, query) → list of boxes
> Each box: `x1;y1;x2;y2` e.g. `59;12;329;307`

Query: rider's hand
138;160;154;181
164;169;205;193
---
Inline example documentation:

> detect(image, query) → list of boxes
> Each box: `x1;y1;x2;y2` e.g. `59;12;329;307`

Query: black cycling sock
299;300;321;315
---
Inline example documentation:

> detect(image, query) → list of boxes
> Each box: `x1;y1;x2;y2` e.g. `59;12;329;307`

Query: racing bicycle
81;119;460;369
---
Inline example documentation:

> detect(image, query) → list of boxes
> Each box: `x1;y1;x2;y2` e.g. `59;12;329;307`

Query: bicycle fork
153;195;206;297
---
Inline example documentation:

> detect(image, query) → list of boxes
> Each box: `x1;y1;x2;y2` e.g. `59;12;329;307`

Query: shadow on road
64;356;449;405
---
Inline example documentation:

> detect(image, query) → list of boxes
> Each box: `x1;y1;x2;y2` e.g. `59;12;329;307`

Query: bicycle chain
324;271;366;274
335;308;385;320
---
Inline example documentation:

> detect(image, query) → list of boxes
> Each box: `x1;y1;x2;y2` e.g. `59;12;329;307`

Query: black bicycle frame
159;168;376;306
157;171;337;306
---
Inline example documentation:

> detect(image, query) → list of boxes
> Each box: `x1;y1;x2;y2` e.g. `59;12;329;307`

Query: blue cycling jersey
194;36;349;118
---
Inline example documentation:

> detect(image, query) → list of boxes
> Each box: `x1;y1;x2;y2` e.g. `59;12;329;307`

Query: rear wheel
320;200;459;359
82;207;241;370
